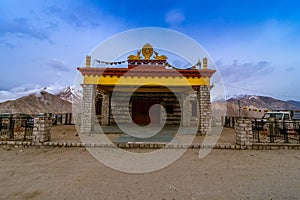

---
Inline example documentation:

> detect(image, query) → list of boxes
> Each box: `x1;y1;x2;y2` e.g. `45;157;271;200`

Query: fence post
269;118;277;143
225;116;229;127
283;121;289;143
69;113;72;124
0;118;2;131
296;122;300;143
23;117;33;141
62;114;66;125
9;116;14;139
254;119;261;143
235;118;253;149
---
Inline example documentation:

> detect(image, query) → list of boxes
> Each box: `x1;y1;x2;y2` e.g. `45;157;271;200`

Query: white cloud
47;59;71;72
0;1;126;92
218;59;274;83
165;9;185;26
0;84;66;103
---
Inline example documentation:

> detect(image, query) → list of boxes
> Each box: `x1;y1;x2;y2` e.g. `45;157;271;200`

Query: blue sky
0;0;300;101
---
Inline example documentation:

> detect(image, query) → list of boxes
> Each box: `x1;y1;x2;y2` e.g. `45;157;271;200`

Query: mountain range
0;87;299;118
217;95;300;118
0;88;73;114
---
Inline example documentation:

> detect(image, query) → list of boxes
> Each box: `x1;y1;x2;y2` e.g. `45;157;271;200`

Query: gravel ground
0;146;299;200
50;125;236;145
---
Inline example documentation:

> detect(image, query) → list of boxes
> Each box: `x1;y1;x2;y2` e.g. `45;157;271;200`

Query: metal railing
223;116;238;128
252;119;300;143
0;115;34;141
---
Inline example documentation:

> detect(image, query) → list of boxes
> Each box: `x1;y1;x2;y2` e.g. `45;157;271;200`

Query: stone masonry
110;92;132;125
197;86;211;135
81;84;96;133
235;119;253;149
32;114;51;143
109;91;182;125
182;93;191;127
81;86;212;133
101;92;111;125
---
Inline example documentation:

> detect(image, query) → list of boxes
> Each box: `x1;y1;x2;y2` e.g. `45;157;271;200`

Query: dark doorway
95;98;102;115
132;99;160;126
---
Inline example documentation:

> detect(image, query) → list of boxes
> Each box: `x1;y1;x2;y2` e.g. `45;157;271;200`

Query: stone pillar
197;86;211;135
235;119;253;148
81;84;96;133
101;92;111;125
32;113;51;143
182;93;191;126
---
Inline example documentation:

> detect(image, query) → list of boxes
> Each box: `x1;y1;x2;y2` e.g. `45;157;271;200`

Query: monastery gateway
77;43;215;134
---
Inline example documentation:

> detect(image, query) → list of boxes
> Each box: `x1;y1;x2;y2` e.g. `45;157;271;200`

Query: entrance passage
132;99;160;126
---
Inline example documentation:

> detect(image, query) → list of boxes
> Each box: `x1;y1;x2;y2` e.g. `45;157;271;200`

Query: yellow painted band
83;75;210;86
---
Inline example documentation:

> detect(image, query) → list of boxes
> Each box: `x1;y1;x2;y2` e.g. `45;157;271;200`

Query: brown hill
0;91;72;114
212;95;300;119
1;88;299;119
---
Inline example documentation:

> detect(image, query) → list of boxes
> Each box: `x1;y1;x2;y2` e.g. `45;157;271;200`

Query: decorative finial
203;57;208;69
142;43;153;60
154;51;167;60
127;50;142;60
86;55;91;68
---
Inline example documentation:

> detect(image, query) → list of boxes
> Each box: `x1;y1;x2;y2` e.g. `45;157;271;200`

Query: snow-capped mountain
56;86;81;103
0;91;72;114
0;85;80;114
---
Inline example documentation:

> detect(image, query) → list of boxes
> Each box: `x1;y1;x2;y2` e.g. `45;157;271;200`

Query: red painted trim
77;67;216;78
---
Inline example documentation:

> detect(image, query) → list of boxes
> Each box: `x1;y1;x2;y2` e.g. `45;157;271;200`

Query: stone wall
97;90;206;128
109;91;182;125
110;92;131;124
197;86;211;135
182;93;191;126
235;119;253;149
158;92;181;126
188;94;199;127
32;114;51;143
87;86;212;133
81;84;96;133
101;92;111;125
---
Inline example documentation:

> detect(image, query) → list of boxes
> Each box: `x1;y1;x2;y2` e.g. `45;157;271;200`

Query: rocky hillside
212;95;300;118
286;100;300;108
0;91;72;114
56;86;81;103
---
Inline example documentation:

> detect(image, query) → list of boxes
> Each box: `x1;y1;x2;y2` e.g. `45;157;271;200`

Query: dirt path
0;147;299;200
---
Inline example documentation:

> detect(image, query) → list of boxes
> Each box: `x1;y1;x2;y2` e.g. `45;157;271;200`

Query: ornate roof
77;43;216;87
